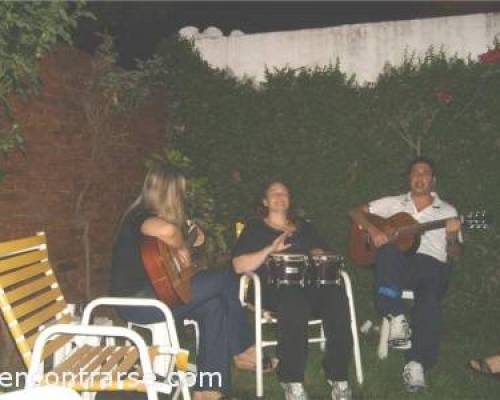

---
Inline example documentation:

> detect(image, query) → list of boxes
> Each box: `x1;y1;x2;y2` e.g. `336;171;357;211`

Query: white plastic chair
127;319;200;375
25;323;190;400
239;270;364;398
377;289;415;359
0;233;190;400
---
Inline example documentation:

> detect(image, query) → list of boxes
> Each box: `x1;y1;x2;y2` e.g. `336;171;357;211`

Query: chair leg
172;371;191;400
340;271;364;385
377;317;390;360
128;322;173;377
319;323;326;352
150;323;173;377
254;281;264;398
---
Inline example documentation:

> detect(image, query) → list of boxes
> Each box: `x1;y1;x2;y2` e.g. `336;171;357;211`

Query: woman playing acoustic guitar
111;165;257;400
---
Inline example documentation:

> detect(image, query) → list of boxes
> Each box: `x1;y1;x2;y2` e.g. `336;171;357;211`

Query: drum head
265;253;309;287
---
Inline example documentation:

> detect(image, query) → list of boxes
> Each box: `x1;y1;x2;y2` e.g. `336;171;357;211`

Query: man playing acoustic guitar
349;156;462;393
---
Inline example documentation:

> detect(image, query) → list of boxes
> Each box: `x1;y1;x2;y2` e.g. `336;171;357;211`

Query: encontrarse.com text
0;370;222;389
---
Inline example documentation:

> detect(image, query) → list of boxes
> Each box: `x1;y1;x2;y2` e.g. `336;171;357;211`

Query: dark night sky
76;1;500;68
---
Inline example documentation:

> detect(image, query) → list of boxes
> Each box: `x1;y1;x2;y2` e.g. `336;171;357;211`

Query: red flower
435;90;453;104
479;48;500;64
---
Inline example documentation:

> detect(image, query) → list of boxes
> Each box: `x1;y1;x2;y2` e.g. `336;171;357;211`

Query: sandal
468;357;500;379
262;356;279;373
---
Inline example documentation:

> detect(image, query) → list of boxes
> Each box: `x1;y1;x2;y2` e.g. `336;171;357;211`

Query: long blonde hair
126;165;187;227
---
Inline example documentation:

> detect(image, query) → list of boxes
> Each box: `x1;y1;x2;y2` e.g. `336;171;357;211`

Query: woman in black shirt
111;166;254;400
232;180;353;400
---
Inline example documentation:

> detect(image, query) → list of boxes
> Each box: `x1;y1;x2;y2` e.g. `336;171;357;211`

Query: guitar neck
397;217;449;236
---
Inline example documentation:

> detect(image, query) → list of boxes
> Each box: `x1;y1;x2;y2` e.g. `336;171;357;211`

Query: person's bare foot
469;353;500;374
234;345;278;372
192;390;224;400
234;345;257;369
234;356;256;371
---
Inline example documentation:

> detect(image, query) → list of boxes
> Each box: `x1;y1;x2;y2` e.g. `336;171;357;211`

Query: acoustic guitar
349;210;489;267
140;222;201;308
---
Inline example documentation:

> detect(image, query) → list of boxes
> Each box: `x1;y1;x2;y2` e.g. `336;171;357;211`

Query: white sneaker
388;314;412;349
402;361;426;392
280;382;309;400
329;380;352;400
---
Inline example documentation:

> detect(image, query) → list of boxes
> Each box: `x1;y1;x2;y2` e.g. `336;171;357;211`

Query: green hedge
0;1;92;177
121;38;500;317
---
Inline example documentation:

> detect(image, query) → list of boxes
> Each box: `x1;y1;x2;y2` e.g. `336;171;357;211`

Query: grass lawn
230;261;500;400
2;255;499;400
232;332;500;400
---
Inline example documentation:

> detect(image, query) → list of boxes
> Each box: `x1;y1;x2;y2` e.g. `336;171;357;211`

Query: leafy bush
146;149;229;267
0;1;93;176
146;38;499;311
106;37;500;316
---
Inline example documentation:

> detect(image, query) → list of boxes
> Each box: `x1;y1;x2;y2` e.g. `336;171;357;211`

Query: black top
232;218;328;276
111;206;155;296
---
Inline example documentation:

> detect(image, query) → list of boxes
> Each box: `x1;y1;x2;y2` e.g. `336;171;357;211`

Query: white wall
184;12;500;84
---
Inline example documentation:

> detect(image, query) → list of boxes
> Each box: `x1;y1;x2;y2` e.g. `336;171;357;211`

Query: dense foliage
106;37;500;323
146;148;229;265
0;1;91;176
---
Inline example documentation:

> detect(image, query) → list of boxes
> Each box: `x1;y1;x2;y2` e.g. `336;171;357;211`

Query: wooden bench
0;232;190;400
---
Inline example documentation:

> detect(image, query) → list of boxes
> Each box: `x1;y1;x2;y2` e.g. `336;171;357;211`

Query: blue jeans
375;244;452;370
117;268;253;394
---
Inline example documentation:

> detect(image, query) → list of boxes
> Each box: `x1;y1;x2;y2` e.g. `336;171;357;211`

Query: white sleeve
368;196;399;218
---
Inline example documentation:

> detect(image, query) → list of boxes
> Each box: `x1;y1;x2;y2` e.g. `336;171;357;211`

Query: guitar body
349;212;421;267
140;235;194;308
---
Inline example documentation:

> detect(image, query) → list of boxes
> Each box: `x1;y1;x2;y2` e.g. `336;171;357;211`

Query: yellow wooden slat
41;334;74;361
18;301;66;334
43;375;146;392
66;346;103;375
0;234;46;257
110;377;144;391
25;314;73;349
80;377;146;392
51;345;93;375
100;347;130;373
80;346;117;375
115;348;139;373
12;289;62;320
0;250;49;275
48;347;121;389
5;274;57;304
0;261;51;288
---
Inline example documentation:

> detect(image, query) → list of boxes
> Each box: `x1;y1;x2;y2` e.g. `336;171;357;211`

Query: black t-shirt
111;206;155;296
232;218;328;277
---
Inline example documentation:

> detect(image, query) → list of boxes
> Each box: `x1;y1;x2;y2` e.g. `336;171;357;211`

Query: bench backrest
0;232;73;367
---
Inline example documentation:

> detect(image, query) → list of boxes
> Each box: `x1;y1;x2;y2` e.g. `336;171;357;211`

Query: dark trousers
262;283;352;382
375;244;452;370
117;268;253;394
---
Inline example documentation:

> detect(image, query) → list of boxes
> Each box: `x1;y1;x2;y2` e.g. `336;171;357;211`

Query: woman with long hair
232;179;353;400
111;165;255;400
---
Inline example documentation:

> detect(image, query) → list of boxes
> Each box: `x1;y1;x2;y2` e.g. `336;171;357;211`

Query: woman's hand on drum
268;232;291;254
